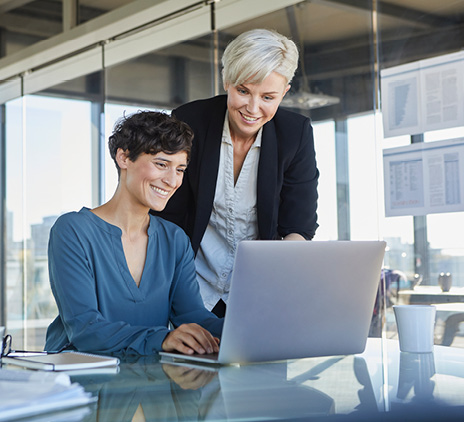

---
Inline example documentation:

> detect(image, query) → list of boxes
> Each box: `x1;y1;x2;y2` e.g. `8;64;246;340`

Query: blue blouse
45;207;223;355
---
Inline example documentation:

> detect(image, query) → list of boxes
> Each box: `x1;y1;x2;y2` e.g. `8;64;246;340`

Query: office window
378;0;464;347
312;121;337;241
5;95;92;350
348;114;382;241
5;98;25;347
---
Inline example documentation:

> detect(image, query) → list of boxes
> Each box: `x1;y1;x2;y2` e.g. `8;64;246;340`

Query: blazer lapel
193;98;227;250
257;120;279;239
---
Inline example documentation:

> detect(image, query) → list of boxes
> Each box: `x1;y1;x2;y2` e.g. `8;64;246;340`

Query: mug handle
1;334;12;358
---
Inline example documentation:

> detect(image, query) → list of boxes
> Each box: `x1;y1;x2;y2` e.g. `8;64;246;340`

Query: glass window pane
313;121;337;240
378;0;464;348
379;122;415;273
348;114;381;240
424;127;464;143
5;98;25;348
6;94;92;350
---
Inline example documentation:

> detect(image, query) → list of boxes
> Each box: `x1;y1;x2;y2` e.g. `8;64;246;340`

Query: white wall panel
0;78;21;104
215;0;300;30
104;7;210;69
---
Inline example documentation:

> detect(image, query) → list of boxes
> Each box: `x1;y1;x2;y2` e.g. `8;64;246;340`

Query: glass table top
50;338;464;421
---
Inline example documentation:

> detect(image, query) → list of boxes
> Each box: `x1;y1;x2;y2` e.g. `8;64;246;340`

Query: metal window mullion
0;104;5;327
335;118;351;240
411;133;430;285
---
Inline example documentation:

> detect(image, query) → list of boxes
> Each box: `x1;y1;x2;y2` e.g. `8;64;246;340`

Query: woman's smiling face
225;71;290;142
121;150;188;212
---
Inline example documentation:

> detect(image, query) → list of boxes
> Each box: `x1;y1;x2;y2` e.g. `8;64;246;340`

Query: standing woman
157;29;319;316
45;111;222;356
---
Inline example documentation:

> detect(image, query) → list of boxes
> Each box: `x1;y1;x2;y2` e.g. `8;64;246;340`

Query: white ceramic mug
393;305;436;353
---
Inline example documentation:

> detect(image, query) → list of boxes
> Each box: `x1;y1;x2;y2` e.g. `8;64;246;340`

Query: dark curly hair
108;110;193;175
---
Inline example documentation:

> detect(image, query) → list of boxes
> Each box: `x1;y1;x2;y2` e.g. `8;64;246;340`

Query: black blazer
156;95;319;253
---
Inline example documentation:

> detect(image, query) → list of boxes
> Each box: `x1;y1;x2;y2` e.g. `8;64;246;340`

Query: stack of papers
0;368;96;421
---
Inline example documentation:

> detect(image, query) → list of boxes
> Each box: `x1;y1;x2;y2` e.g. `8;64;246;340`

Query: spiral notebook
2;351;120;371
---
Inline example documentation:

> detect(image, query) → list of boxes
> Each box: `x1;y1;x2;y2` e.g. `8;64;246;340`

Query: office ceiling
0;0;462;63
0;0;462;47
0;0;462;118
0;0;132;40
0;0;132;14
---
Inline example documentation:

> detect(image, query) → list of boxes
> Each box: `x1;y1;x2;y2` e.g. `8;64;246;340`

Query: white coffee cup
393;305;436;353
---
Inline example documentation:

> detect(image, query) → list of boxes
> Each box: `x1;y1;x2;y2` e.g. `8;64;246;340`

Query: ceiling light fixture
281;4;340;110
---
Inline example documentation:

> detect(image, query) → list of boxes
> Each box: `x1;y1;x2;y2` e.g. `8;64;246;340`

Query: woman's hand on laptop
162;323;220;355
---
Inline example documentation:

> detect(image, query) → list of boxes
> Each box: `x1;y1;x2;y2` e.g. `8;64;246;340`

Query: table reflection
385;339;464;410
64;340;464;422
196;362;334;420
160;354;381;420
397;352;435;402
73;355;217;422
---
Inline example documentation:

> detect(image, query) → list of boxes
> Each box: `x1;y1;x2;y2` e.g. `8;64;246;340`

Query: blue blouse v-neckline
80;207;156;300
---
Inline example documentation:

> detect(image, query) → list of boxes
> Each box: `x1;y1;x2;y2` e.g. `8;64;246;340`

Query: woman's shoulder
274;106;311;127
51;208;97;234
173;95;226;119
53;208;83;226
271;108;313;147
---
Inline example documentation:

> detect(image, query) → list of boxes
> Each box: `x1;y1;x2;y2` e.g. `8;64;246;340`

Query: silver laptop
160;240;386;365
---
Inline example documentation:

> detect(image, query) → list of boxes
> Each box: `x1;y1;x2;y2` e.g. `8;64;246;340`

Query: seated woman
45;111;223;356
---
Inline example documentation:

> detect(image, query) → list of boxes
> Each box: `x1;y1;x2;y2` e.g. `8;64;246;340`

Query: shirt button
228;229;233;235
221;273;227;279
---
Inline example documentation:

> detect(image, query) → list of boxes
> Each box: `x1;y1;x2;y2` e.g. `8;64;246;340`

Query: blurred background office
0;0;463;351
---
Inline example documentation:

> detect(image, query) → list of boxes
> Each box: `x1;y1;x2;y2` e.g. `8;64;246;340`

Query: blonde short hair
222;29;299;87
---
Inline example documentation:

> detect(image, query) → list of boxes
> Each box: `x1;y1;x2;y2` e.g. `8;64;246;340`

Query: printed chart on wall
383;138;464;217
380;51;464;138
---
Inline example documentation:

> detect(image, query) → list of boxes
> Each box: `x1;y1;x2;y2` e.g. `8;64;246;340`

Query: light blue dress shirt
45;207;223;354
195;114;261;310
